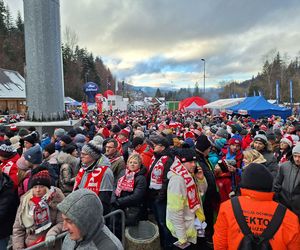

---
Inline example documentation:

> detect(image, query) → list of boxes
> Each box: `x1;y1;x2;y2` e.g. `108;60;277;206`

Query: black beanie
177;148;197;163
61;135;73;145
195;135;211;152
240;163;273;192
44;143;56;155
63;143;78;155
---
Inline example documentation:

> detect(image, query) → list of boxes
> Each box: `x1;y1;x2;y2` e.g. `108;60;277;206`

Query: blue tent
226;96;292;119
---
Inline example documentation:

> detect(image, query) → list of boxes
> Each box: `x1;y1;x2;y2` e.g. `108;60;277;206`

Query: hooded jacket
213;188;300;250
57;151;80;196
274;159;300;218
58;189;123;250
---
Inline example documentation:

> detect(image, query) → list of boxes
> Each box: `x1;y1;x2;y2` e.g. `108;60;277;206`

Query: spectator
274;142;300;219
12;167;64;249
0;143;20;189
57;144;80;196
167;148;207;248
213;163;300;249
131;136;154;172
74;139;114;215
105;138;126;183
0;167;19;249
58;189;123;250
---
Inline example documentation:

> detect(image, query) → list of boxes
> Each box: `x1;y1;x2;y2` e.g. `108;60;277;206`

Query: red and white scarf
73;166;108;195
115;168;139;196
170;157;201;213
149;155;168;190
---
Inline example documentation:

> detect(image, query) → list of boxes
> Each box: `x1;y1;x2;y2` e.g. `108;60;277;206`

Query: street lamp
201;58;206;94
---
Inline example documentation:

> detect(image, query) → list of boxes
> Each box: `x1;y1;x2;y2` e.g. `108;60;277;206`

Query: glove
45;235;56;247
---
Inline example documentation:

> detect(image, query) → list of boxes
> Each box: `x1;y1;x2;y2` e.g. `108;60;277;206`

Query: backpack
231;196;286;250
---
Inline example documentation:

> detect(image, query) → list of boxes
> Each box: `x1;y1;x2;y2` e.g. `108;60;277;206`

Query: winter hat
131;137;144;149
280;136;293;148
195;135;211;152
63;143;78;155
228;138;242;146
0;144;17;158
150;135;169;148
54;128;66;138
111;125;121;133
67;128;77;138
24;144;43;164
215;138;227;150
82;140;102;159
177;148;197;163
92;136;104;151
184;131;195;139
10;136;21;150
44;143;56;155
183;138;195;148
30;167;51;188
292;142;300;155
18;128;29;137
10;124;18;132
119;127;130;138
74;133;86;144
254;134;268;145
16;156;28;171
266;131;276;141
240;163;273;192
216;128;229;139
23;132;38;145
210;125;219;134
61;135;73;145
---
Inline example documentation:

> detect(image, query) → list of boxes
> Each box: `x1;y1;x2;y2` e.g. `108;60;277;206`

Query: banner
276;80;280;104
290;80;293;108
83;82;99;103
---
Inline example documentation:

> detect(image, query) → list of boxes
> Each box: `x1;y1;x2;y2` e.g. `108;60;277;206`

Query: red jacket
213;188;300;250
0;153;20;189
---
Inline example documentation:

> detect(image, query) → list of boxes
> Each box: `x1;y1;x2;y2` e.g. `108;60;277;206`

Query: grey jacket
274;159;300;218
58;189;123;250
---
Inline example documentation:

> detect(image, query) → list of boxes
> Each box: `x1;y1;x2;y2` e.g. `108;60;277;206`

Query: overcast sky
5;0;300;89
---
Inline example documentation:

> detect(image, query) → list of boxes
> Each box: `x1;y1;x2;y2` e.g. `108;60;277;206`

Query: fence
7;209;125;250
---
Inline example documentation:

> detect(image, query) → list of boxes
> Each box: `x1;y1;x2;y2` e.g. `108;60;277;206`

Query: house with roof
0;68;27;114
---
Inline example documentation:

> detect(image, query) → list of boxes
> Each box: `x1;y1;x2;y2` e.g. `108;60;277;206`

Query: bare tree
63;26;78;53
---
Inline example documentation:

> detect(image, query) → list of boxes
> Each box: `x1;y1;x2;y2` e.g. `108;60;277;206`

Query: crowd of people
0;109;300;250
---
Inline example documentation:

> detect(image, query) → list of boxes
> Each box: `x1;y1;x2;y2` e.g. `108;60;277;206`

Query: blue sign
83;82;99;103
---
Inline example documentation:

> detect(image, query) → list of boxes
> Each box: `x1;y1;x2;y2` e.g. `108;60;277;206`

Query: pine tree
0;0;7;35
155;88;163;97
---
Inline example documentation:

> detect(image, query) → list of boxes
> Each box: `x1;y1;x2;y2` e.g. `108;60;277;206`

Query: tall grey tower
23;0;65;121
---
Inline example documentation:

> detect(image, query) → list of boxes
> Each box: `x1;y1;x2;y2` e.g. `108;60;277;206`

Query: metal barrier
7;209;125;250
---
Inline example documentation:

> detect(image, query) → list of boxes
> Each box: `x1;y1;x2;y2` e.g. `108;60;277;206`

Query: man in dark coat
195;135;220;248
0;168;19;249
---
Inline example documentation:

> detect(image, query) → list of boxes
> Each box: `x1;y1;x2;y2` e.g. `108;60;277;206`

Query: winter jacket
195;151;220;240
0;173;19;239
134;143;154;171
0;153;20;189
106;151;126;183
213;188;300;250
58;189;123;250
43;151;60;177
12;187;64;249
74;155;114;215
274;159;300;218
166;164;207;244
57;151;80;196
261;150;279;178
111;166;147;225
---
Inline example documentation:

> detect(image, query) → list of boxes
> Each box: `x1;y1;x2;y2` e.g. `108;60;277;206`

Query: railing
7;209;125;250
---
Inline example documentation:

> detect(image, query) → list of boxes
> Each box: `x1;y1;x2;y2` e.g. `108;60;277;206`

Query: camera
218;160;229;172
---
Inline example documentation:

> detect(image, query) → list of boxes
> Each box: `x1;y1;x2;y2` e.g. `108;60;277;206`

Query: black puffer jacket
111;166;147;225
274;159;300;218
261;150;279;178
196;151;220;239
0;173;19;239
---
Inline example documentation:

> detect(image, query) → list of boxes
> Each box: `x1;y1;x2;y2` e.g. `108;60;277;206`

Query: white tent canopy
204;98;245;110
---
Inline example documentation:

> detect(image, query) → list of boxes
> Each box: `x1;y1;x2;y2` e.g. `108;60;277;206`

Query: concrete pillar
23;0;65;121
